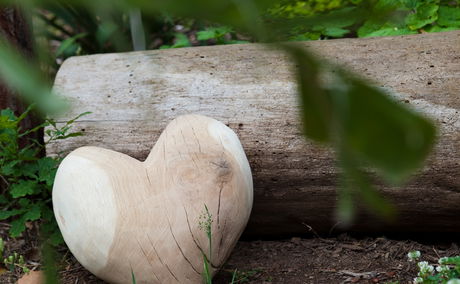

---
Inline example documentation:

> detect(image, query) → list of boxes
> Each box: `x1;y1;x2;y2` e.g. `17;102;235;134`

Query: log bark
0;7;42;146
46;31;460;237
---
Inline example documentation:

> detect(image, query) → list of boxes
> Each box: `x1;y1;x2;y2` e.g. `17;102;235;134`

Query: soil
1;223;459;284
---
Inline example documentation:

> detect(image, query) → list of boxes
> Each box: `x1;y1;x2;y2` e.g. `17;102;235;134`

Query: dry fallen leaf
17;270;43;284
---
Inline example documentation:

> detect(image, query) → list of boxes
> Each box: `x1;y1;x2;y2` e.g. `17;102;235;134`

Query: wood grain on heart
52;114;253;283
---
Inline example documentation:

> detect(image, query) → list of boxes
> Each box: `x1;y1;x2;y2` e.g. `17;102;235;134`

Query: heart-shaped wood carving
52;114;253;283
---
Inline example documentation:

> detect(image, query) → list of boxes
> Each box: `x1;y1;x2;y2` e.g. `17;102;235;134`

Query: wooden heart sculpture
52;114;253;283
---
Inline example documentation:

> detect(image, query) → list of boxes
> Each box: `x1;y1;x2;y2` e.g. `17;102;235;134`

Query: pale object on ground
17;271;44;284
52;114;253;283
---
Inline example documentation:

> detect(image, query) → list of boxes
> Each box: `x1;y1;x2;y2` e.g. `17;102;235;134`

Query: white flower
408;251;421;261
413;277;424;283
417;261;429;269
439;257;449;264
447;279;460;284
417;261;434;276
435;265;450;273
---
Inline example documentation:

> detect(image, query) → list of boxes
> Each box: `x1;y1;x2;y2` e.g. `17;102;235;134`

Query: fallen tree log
47;31;460;237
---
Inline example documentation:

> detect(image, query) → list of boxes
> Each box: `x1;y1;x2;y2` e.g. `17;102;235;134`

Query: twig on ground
301;223;334;243
337;270;379;278
432;246;441;259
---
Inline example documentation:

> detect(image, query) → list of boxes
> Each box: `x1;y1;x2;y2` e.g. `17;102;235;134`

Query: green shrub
0;105;88;244
265;0;460;40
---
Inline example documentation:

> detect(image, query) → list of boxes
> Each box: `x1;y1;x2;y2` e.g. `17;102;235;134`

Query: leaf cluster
266;0;460;40
409;251;460;283
283;44;435;222
0;105;88;243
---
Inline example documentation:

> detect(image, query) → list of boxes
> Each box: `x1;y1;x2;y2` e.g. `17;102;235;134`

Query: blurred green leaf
282;44;332;142
0;37;66;114
437;5;460;27
42;233;60;284
362;26;417;37
55;32;87;57
322;27;350;37
405;2;439;30
357;7;409;37
425;24;459;32
287;42;436;182
160;33;191;49
96;21;119;46
282;43;435;220
337;182;355;225
336;75;436;183
197;26;232;41
337;156;396;224
344;162;395;220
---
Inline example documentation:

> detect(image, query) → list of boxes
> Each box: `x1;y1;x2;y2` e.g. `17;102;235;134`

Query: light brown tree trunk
46;31;460;237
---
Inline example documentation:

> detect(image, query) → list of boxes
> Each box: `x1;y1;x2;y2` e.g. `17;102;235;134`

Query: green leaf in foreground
42;237;59;284
282;44;332;142
336;75;436;183
283;43;436;220
0;37;66;114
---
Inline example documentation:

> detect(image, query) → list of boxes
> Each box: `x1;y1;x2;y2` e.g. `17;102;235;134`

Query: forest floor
1;222;459;284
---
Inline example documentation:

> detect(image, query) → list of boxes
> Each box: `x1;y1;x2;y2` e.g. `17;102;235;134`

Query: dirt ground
1;222;459;284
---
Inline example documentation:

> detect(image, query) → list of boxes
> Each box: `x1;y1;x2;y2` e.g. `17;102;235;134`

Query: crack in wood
182;206;220;269
147;234;180;283
136;237;161;282
190;125;202;153
166;217;202;276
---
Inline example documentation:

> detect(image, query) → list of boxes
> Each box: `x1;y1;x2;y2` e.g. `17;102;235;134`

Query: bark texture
47;31;460;237
0;7;41;144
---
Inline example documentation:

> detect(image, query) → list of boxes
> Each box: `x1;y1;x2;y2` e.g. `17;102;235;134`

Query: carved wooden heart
52;114;253;283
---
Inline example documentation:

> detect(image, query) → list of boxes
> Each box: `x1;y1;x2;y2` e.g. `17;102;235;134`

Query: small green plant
407;250;460;283
230;268;262;283
196;26;249;45
159;33;192;49
131;269;137;284
0;237;29;273
0;105;89;243
199;204;213;284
